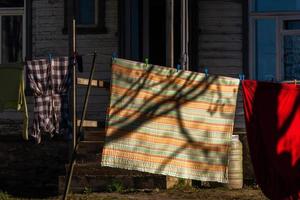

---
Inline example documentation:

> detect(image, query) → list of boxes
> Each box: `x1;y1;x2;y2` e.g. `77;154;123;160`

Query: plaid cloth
27;57;71;143
51;57;72;137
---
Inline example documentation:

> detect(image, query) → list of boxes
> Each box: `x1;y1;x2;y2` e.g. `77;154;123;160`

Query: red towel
242;80;300;200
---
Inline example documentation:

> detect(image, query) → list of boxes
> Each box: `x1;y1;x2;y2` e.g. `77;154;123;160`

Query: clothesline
3;52;299;198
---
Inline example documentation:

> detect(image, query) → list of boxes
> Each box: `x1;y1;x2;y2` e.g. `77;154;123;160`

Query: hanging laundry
101;58;240;183
50;57;72;138
242;80;300;200
27;57;71;143
0;64;28;140
27;59;54;143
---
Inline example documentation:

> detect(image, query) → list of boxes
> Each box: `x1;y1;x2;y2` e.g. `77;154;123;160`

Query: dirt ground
1;186;268;200
60;187;268;200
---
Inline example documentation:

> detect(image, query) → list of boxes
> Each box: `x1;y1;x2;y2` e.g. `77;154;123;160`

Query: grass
107;180;124;193
83;187;93;195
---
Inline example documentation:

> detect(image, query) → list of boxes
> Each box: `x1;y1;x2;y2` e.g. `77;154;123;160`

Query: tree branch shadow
103;59;238;181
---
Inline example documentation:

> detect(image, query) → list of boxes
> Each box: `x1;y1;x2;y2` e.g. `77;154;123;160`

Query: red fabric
242;80;300;200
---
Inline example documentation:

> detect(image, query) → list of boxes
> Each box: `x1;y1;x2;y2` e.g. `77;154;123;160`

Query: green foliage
107;180;124;193
0;191;11;200
83;187;93;195
176;178;187;188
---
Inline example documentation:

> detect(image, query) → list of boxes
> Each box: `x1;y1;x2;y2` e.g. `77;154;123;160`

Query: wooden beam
189;0;199;72
242;0;249;78
166;0;174;68
143;0;150;60
25;0;32;60
76;77;109;88
77;120;98;128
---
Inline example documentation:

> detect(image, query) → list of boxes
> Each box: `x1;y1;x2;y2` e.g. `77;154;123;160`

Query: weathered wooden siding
197;0;245;129
0;0;245;131
32;0;118;122
0;0;118;131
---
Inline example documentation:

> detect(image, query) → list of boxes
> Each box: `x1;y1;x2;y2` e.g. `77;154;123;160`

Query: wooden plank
77;77;109;88
198;42;242;51
199;51;242;59
64;164;160;176
199;34;242;42
84;130;106;141
198;1;242;11
77;120;98;127
198;25;242;34
199;17;242;24
58;174;166;194
197;58;242;67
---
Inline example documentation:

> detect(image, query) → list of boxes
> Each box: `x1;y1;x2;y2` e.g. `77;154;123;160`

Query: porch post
143;0;150;60
68;0;75;56
166;0;174;68
67;0;77;149
25;0;32;60
181;0;189;70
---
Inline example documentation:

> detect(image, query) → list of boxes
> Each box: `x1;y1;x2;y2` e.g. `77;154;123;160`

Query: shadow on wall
0;135;69;198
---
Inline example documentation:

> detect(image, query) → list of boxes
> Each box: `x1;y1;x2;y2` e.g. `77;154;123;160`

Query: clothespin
48;54;52;66
72;52;77;65
176;64;181;72
145;58;149;67
204;68;208;78
112;52;117;62
239;73;245;81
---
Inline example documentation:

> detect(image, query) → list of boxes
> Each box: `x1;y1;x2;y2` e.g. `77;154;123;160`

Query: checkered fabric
50;57;72;138
26;57;71;143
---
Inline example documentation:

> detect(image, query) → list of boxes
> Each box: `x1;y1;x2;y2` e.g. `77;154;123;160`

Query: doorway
118;0;197;69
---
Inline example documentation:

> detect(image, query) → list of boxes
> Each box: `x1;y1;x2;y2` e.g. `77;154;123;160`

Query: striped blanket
101;58;240;183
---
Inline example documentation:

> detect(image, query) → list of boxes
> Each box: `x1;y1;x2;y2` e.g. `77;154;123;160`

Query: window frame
0;7;26;64
63;0;107;34
249;0;300;81
279;15;300;80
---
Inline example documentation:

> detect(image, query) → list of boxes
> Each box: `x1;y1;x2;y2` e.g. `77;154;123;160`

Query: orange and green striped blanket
101;58;240;183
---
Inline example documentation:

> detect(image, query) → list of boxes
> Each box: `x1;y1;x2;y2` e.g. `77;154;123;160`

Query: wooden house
0;0;299;194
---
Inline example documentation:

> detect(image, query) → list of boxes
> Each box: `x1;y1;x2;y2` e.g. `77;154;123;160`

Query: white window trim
279;15;300;80
248;0;300;81
0;4;25;64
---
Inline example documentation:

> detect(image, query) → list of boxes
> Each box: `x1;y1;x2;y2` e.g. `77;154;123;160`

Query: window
282;19;300;80
251;0;300;12
254;19;276;81
76;0;97;27
64;0;106;34
249;0;300;81
0;0;25;64
0;0;24;8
